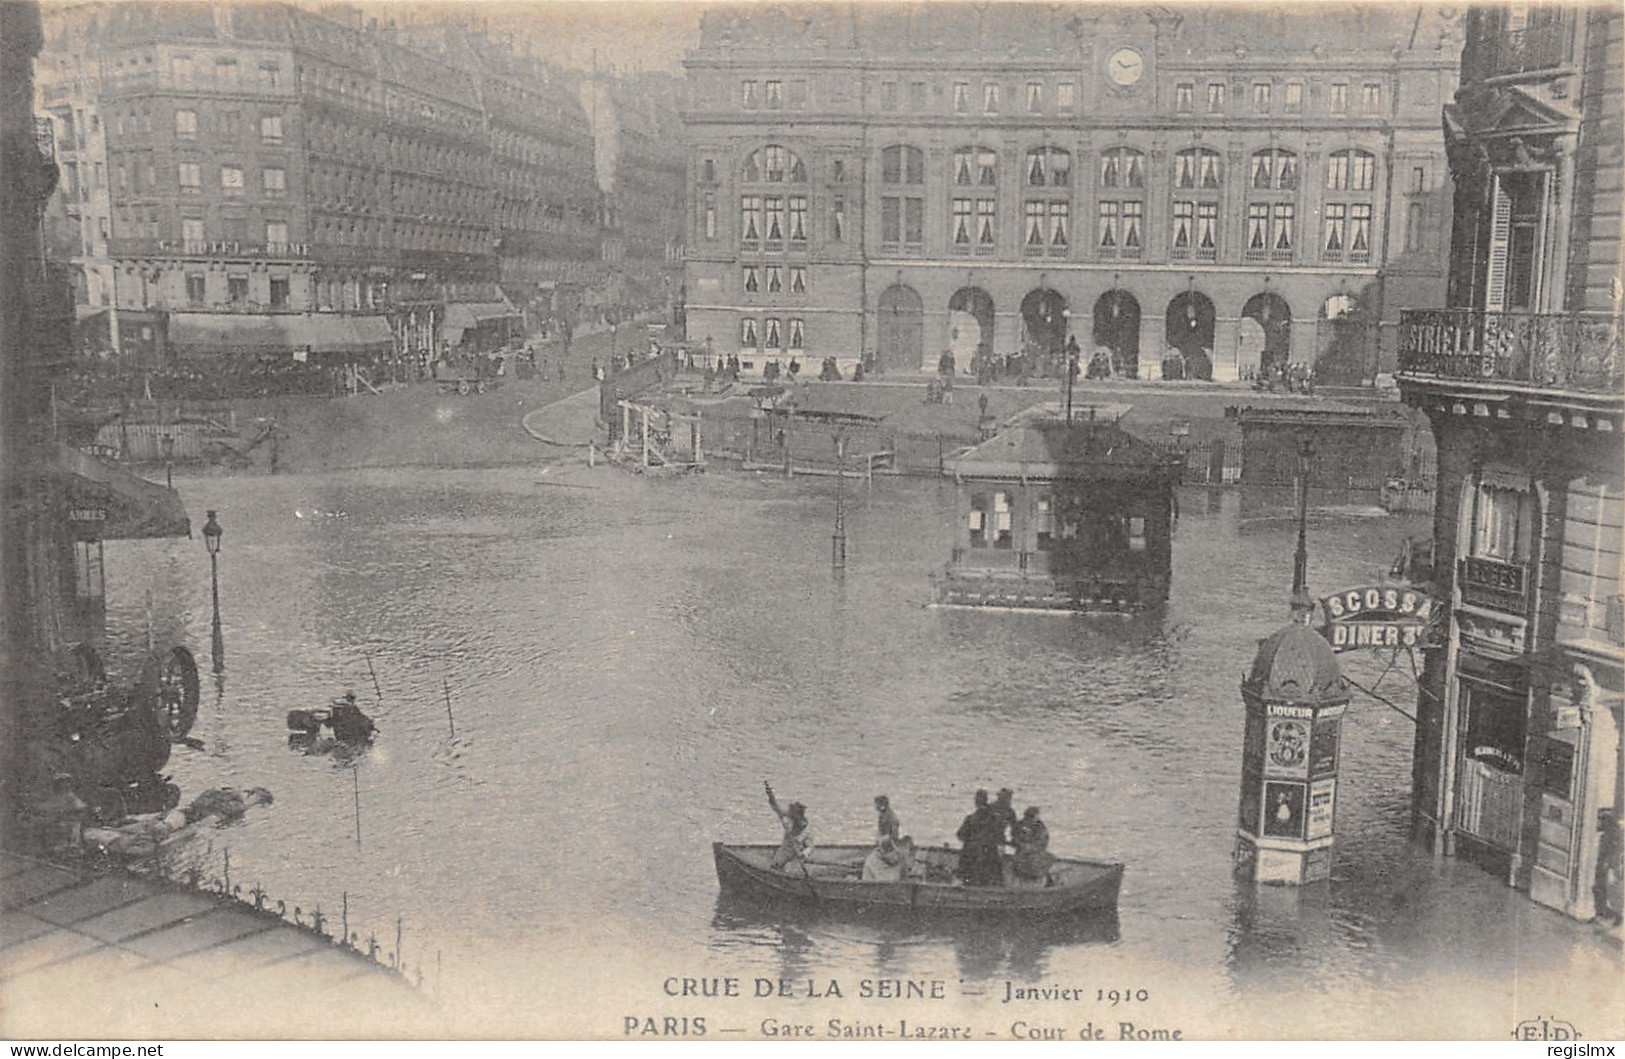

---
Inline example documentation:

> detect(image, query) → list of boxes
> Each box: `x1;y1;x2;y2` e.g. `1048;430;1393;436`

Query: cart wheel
138;646;200;740
457;379;471;396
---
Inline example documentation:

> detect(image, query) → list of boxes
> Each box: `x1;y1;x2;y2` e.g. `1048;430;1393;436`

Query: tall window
952;198;973;250
1206;82;1225;113
1099;147;1145;261
265;220;288;247
263;166;286;196
1026;82;1043;112
186;273;205;303
181;217;205;245
765;265;782;293
1172;200;1217;261
789;266;806;294
1025;147;1071;187
1326;149;1375;192
765;80;783;109
741;317;759;349
975;199;996;252
260;114;282;145
1174;148;1222;190
1406;201;1425;252
1362;82;1382;114
1252;82;1271;111
178;162;201;193
788;318;805;351
740;195;762;248
1330;83;1348;113
953;147;997;187
741;80;758;109
787;196;807;244
1324;150;1377;263
1245;149;1298;263
1284;82;1303;113
881;145;925;254
1175;83;1193;113
953;81;970;112
174;109;197;139
831;196;845;241
742;265;759;293
764;196;784;246
703;192;716;239
983;83;999;113
1057;82;1076;110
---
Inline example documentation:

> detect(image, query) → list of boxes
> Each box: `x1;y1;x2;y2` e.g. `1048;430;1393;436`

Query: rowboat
713;842;1123;917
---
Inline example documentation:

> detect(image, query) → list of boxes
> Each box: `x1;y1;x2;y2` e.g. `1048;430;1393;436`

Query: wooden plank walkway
0;849;442;1039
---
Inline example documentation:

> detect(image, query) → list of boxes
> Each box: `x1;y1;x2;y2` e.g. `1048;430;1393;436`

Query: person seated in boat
955;789;1005;887
992;787;1018;845
862;835;905;882
874;795;900;844
765;782;813;872
1010;806;1055;889
328;691;376;744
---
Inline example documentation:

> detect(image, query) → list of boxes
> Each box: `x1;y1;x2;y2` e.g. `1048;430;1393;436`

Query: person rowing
765;781;814;872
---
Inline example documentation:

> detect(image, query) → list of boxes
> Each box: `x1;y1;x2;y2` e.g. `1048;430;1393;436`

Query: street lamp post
202;509;223;672
832;433;847;570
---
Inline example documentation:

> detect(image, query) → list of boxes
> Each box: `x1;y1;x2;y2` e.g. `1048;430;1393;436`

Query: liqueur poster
2;0;1622;1046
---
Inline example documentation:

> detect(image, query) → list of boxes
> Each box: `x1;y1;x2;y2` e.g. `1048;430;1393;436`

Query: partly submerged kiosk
934;405;1181;613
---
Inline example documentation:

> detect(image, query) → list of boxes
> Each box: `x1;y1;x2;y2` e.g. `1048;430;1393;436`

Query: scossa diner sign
1319;585;1433;652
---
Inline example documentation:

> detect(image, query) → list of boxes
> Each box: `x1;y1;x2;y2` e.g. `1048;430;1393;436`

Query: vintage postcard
2;0;1621;1043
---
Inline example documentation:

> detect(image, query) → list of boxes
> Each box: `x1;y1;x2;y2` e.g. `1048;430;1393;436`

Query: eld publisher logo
1511;1016;1581;1041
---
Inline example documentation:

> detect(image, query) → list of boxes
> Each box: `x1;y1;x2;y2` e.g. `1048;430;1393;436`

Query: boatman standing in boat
874;795;900;843
956;789;1005;887
765;782;814;871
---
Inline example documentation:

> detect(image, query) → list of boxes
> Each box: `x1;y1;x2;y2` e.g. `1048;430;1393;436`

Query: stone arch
1243;292;1293;377
946;287;994;370
1020;288;1069;373
1164;291;1216;380
1092;289;1141;378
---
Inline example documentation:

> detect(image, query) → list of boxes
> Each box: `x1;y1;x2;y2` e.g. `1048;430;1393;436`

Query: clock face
1107;47;1145;87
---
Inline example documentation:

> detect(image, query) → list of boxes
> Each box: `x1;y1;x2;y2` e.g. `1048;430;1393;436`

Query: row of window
706;189;1379;263
966;493;1147;554
741;264;808;294
731;142;1377;193
168;109;283;145
740;75;1386;116
737;316;807;351
174;161;284;195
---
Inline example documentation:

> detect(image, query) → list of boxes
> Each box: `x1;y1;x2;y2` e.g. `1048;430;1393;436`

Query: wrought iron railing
1398;309;1624;395
1459;556;1527;615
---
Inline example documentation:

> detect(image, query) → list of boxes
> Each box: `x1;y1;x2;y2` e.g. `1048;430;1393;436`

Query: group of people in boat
764;783;1054;889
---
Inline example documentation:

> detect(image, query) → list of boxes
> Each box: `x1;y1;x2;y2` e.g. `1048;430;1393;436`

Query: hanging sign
1320;585;1433;652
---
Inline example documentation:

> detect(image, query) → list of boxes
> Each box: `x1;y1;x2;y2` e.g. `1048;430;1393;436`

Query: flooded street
103;466;1621;1039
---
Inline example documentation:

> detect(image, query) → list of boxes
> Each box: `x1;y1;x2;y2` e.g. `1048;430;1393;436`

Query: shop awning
168;313;392;356
442;299;521;343
286;315;393;354
169;313;293;355
49;443;190;541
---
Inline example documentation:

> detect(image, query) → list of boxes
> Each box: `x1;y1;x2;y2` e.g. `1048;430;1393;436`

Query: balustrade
1398;309;1623;395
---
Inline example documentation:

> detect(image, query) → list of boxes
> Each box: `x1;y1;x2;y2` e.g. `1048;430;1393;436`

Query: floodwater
103;465;1621;1039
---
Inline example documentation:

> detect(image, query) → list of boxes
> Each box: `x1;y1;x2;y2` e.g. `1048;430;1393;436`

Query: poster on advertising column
1307;778;1337;841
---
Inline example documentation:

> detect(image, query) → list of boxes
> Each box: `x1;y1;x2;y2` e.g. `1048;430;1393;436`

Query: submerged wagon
713;842;1123;917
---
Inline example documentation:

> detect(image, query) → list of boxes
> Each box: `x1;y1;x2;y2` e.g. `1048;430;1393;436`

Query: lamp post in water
202;509;223;673
832;433;847;570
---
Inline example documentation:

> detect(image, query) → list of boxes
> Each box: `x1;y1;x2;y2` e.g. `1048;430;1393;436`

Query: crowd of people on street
764;783;1056;889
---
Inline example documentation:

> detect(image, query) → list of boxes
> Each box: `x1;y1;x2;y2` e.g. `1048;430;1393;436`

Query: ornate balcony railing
1398;309;1624;396
1479;19;1570;80
1459;556;1527;615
